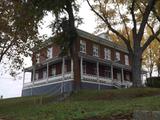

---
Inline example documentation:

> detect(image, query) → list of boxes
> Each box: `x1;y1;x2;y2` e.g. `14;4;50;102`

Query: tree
19;0;81;90
142;26;160;78
0;0;42;75
143;40;160;77
86;0;160;87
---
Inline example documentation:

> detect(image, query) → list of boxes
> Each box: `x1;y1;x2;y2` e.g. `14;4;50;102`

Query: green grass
0;88;160;120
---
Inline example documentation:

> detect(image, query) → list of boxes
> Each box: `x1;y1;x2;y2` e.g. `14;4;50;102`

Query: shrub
146;77;160;88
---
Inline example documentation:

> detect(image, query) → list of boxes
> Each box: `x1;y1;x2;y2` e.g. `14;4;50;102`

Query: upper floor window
115;52;120;61
80;40;86;53
36;53;40;63
93;44;99;57
125;55;129;65
47;47;53;59
104;48;111;60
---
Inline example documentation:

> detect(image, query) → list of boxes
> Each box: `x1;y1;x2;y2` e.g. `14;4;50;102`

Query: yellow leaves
155;1;160;15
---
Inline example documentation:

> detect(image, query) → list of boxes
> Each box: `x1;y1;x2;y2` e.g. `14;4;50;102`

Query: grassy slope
0;88;160;120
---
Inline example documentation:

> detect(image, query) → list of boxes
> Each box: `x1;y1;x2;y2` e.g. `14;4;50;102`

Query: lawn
0;88;160;120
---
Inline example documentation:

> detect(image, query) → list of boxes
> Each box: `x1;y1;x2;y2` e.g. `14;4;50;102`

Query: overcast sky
0;1;97;99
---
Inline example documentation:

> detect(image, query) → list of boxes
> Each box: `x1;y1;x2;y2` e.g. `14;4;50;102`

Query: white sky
0;1;97;99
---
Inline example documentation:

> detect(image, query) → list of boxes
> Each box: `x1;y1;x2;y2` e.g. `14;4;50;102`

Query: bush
146;77;160;88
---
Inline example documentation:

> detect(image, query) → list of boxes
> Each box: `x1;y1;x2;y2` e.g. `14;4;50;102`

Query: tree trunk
65;0;81;91
131;52;143;87
72;38;81;91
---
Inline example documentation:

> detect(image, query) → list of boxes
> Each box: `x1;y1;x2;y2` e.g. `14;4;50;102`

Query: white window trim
35;72;39;80
125;55;129;65
36;53;40;63
83;62;86;74
43;70;47;79
104;48;111;60
115;52;120;61
93;44;99;57
51;67;56;76
47;47;53;59
80;40;86;53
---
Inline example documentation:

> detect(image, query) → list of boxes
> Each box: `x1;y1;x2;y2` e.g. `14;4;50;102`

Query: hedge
146;77;160;88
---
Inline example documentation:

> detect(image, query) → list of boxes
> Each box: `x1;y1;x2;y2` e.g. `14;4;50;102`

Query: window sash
93;45;99;57
125;55;129;65
47;47;53;59
115;52;120;61
80;40;86;53
36;53;40;63
51;67;56;76
104;48;111;60
43;70;47;79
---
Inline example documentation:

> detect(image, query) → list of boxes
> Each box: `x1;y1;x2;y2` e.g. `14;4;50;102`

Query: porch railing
23;72;73;89
82;73;132;88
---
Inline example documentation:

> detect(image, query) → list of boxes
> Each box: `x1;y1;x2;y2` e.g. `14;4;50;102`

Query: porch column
23;69;25;88
71;59;73;79
32;65;35;85
31;65;35;96
46;62;49;83
61;57;65;93
80;57;83;80
97;61;100;90
121;68;124;83
111;65;114;81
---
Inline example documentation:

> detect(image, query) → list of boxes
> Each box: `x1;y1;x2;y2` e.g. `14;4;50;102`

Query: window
104;69;111;78
115;52;120;61
64;64;67;73
104;48;111;60
35;72;39;80
51;67;56;76
80;40;86;53
126;74;130;81
83;62;86;74
125;55;129;65
36;53;40;63
43;70;47;79
47;47;53;59
93;44;99;57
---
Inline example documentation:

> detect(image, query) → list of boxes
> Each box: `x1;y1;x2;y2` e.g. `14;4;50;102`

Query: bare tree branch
86;0;133;54
137;0;156;41
130;0;137;36
116;0;130;42
142;27;160;52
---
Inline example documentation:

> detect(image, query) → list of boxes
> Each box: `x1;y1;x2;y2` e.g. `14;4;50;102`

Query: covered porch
80;55;132;88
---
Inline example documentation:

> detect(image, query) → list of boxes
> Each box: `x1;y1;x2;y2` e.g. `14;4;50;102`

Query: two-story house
22;29;132;96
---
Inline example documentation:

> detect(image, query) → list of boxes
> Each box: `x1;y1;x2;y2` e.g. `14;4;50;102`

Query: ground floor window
43;70;47;79
35;72;39;80
51;67;56;76
83;62;86;74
